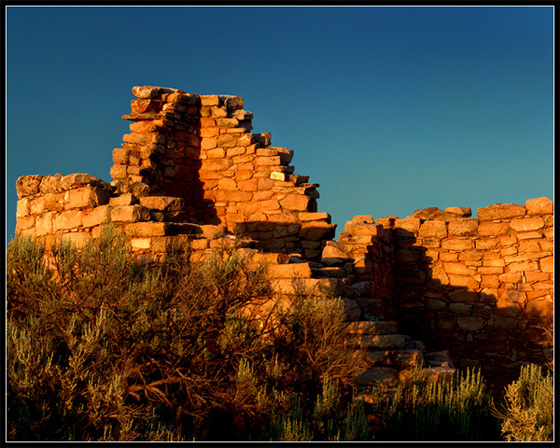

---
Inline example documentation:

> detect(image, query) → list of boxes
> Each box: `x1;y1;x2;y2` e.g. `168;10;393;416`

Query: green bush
497;364;553;441
7;229;366;441
369;367;501;440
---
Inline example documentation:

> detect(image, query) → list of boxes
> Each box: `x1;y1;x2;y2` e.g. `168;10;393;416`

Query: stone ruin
15;85;554;390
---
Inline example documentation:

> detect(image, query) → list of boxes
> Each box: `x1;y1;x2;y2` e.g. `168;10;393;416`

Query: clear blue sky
6;5;554;241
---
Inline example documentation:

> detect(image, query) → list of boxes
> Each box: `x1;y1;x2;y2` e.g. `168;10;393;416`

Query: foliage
7;229;366;441
369;367;500;441
496;364;553;441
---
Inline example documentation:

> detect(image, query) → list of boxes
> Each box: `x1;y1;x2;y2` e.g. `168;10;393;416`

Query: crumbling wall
110;86;335;257
13;85;553;387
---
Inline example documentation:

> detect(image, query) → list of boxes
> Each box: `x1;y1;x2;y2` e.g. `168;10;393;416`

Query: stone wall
326;199;554;387
13;85;553;388
110;86;335;258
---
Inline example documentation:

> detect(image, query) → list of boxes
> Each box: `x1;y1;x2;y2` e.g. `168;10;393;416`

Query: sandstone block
344;223;383;237
217;133;238;147
110;165;127;179
322;244;348;265
447;274;479;289
419;220;447;238
15;215;35;232
139;196;184;212
82;205;112;228
516;231;543;240
444;207;472;217
442;238;473;250
39;175;63;194
35;212;54;236
54;210;83;231
16;175;43;198
65;186;112;209
478;221;511;236
112;147;130;164
475;238;499;250
510;217;545;232
540;256;553;273
200;95;220;106
201;137;217;150
110;205;151;222
508;260;539;272
394;218;420;233
268;263;312;279
216;190;253;203
200;159;233;171
16;198;30;218
279;194;310;211
444;262;478;276
477;203;526;220
448;219;478;236
109;194;137;206
125;222;169;237
60;173;104;191
525;197;553;215
132;86;164;99
299;222;336;241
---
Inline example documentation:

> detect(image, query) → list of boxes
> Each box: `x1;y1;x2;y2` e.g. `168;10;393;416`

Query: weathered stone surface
110;205;151;222
53;210;83;231
448;219;478;236
419;220;447;238
268;263;312;278
279;194;310;211
322;244;348;265
82;205;112;228
139;196;184;211
16;175;43;198
525;197;553;215
510;217;545;232
477;203;525;220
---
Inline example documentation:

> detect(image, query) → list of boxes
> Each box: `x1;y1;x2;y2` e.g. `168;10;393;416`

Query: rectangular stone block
82;205;112;228
510;217;545;232
268;263;312;279
109;194;136;206
65;186;111;209
215;190;253;203
130;238;152;250
442;238;473;250
16;198;30;218
508;260;539;272
110;205;151;222
448;219;478;236
125;222;169;237
16;215;36;232
54;210;83;231
35;212;55;236
478;221;511;236
419;220;447;238
477;203;525;220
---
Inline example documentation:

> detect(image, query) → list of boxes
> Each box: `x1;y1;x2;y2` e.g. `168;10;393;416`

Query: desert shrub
497;364;553;441
7;229;366;441
369;367;500;441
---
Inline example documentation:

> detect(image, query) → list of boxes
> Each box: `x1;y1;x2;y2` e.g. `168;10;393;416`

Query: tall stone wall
110;86;335;257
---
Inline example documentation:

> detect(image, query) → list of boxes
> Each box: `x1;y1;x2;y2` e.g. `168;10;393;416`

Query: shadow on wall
389;226;552;391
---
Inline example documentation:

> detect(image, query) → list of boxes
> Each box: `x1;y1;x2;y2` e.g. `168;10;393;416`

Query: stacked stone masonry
14;85;553;388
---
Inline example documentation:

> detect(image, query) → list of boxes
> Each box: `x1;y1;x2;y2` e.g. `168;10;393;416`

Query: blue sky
5;5;554;240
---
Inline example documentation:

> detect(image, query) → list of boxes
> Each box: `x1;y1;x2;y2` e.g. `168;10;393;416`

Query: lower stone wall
377;198;553;387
